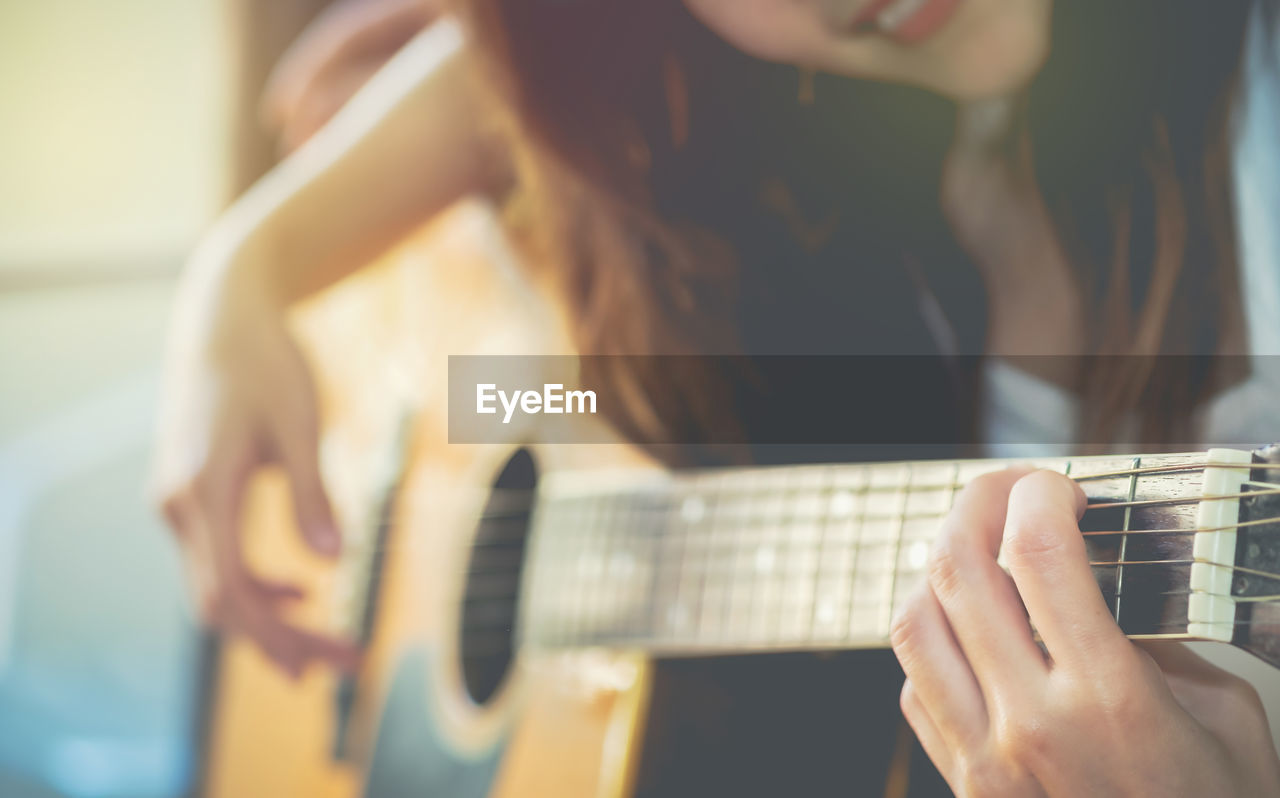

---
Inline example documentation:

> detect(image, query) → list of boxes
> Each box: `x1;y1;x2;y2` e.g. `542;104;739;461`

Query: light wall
0;0;227;276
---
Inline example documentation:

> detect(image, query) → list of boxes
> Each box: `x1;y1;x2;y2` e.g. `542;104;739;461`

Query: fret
748;471;789;644
1114;457;1140;625
796;467;833;643
681;485;705;642
892;462;960;614
655;487;694;644
592;495;616;640
632;488;667;642
1077;453;1205;635
781;470;819;639
682;483;709;644
850;464;907;640
695;473;728;644
557;495;580;644
719;472;750;642
590;495;618;639
610;493;633;641
649;492;674;642
884;463;913;636
551;495;586;645
810;465;865;643
842;467;876;641
555;499;580;644
1074;455;1151;620
616;494;641;638
572;495;601;644
719;473;751;643
778;468;826;642
605;492;648;642
593;494;615;640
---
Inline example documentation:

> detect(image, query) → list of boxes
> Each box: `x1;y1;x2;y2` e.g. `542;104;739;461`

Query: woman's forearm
203;19;506;307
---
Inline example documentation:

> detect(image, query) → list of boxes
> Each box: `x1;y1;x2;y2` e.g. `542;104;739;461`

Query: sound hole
459;448;537;706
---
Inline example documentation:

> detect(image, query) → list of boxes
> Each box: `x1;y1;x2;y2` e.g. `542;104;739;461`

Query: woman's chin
810;6;1051;103
924;9;1051;101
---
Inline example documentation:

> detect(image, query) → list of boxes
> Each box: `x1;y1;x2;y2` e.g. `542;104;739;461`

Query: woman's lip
884;0;962;44
849;0;899;29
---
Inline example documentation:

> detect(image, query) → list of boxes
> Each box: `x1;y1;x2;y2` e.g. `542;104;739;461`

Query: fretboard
518;449;1262;655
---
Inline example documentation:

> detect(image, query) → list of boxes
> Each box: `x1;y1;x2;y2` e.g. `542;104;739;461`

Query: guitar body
202;201;656;798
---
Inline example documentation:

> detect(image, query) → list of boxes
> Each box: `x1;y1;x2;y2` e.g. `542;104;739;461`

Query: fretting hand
890;468;1280;796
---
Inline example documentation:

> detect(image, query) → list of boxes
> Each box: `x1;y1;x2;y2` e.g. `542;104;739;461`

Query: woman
153;0;1280;794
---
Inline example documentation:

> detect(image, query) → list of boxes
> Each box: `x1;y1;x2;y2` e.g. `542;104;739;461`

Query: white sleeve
980;358;1081;459
1233;6;1280;356
1204;8;1280;445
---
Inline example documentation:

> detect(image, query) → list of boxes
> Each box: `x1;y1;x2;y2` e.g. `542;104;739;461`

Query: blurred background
0;2;382;795
1;2;222;796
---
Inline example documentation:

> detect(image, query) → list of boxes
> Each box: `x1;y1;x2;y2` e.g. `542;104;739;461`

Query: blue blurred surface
0;278;197;798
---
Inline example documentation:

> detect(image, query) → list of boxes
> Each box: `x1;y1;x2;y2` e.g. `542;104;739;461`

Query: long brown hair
458;0;1272;450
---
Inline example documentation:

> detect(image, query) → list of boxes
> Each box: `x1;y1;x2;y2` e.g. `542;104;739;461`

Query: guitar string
442;555;1280;607
460;614;1271;644
421;551;1280;639
477;619;1275;651
460;621;1277;651
454;588;1280;652
354;496;1280;553
450;515;1280;579
1081;515;1280;537
461;620;1261;645
362;479;1280;530
350;460;1280;531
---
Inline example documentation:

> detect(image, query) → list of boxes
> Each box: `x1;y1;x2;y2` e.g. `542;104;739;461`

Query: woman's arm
152;18;508;675
890;469;1280;795
204;18;506;307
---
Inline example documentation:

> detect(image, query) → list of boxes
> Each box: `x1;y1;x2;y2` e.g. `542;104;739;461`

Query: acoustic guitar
196;200;1280;798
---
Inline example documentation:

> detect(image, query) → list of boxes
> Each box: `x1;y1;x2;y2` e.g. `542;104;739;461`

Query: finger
192;450;297;651
1136;640;1226;679
272;410;341;558
242;607;361;678
900;680;957;781
158;486;194;540
1134;641;1226;715
222;569;360;677
249;575;308;604
194;439;357;677
1002;470;1130;669
238;607;309;679
1136;641;1267;738
890;585;988;746
928;468;1047;699
174;462;249;627
287;625;362;675
199;447;254;579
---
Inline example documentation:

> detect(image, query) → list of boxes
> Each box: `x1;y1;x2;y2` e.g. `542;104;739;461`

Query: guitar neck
519;448;1265;656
